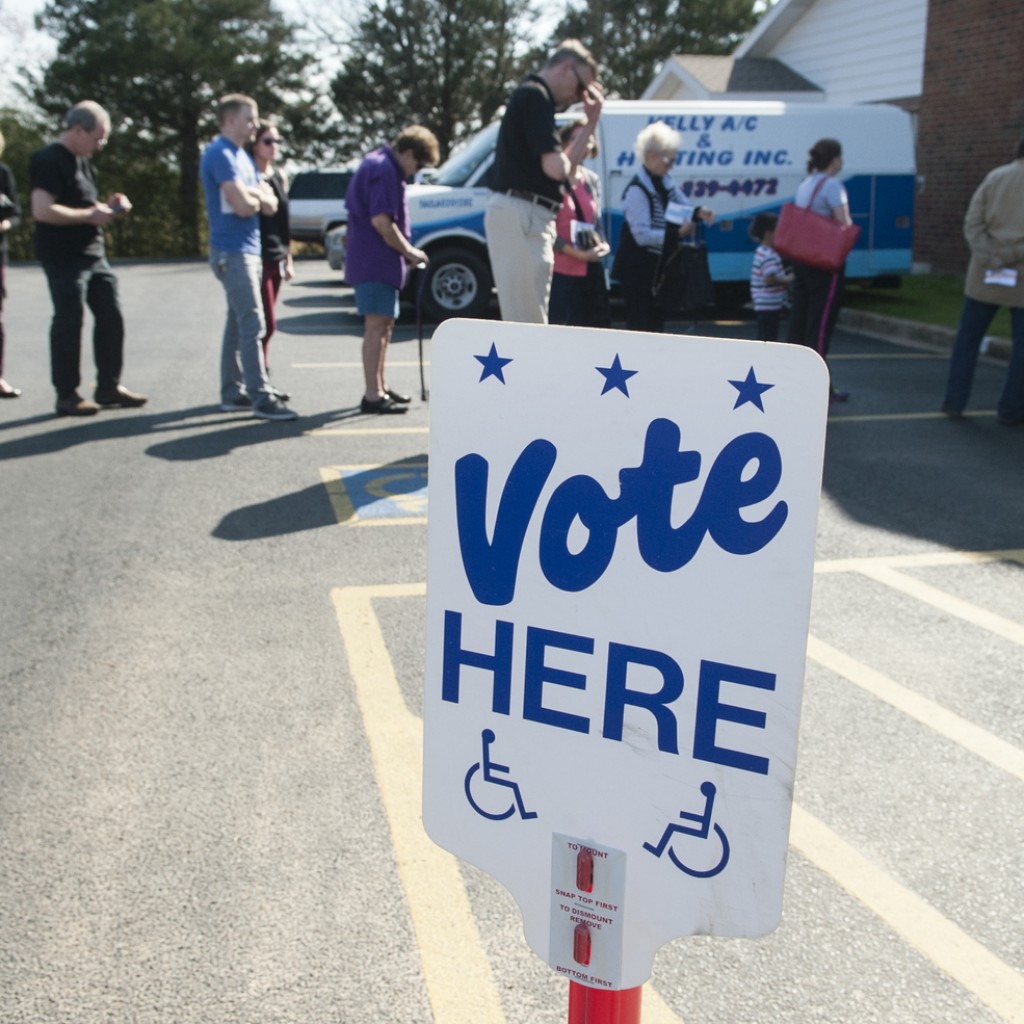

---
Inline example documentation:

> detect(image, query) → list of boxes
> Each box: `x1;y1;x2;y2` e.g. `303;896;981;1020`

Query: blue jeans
41;257;124;399
210;248;270;403
943;296;1024;420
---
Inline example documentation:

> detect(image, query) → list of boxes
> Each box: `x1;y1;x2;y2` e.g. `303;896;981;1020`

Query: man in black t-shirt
484;39;602;323
29;100;147;417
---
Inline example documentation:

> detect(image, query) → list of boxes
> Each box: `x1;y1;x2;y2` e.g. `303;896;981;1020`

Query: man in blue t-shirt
200;94;296;421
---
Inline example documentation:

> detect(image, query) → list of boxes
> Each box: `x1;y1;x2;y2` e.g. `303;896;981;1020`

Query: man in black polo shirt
30;100;147;417
485;39;602;323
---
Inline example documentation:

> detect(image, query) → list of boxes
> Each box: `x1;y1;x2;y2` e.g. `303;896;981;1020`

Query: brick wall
915;0;1024;272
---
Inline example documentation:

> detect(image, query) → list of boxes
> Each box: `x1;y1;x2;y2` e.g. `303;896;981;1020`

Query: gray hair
66;101;110;133
635;122;681;164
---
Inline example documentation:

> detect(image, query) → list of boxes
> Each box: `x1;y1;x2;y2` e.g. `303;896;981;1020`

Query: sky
0;0;568;107
0;0;324;105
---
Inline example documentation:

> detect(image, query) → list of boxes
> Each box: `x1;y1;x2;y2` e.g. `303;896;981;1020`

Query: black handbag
653;223;715;314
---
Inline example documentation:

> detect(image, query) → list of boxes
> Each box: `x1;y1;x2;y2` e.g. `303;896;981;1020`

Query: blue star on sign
596;354;638;396
475;342;513;383
730;366;774;411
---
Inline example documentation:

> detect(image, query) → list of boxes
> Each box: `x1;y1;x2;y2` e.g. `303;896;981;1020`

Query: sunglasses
260;136;282;146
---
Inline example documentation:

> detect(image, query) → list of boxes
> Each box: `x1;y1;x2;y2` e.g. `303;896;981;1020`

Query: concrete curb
839;307;1012;362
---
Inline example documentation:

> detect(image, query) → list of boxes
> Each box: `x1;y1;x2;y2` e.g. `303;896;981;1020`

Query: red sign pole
568;982;643;1024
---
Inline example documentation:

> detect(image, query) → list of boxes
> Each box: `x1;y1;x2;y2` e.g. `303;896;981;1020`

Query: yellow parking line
855;563;1024;647
333;576;1024;1023
331;584;683;1024
293;360;429;368
826;411;996;422
807;635;1024;781
306;426;430;436
829;353;947;360
790;805;1024;1023
816;550;1024;573
332;583;507;1024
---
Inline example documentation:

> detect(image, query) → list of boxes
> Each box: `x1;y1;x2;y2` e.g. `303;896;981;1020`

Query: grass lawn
844;274;1014;339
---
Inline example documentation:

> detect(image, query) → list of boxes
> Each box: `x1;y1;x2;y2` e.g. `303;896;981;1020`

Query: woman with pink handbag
785;138;853;403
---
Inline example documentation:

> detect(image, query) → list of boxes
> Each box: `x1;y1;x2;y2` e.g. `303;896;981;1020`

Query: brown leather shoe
94;385;148;408
56;394;100;417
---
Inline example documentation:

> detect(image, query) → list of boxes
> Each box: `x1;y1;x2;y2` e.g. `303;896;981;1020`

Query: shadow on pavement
212;455;429;540
144;407;367;462
821;414;1024;552
0;405;231;460
211;481;338;540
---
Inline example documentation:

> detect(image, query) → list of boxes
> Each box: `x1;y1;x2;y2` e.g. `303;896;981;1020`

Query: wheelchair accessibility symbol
643;781;730;878
464;729;538;821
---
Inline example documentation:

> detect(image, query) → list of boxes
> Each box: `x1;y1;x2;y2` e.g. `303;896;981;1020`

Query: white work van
402;100;915;320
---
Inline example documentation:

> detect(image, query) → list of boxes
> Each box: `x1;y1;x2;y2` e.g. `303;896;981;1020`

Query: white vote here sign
422;320;828;990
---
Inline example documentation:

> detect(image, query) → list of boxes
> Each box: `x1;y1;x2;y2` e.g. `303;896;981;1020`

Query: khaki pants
485;192;557;324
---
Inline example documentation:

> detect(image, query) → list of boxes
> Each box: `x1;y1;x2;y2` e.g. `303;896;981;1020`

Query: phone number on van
678;178;780;198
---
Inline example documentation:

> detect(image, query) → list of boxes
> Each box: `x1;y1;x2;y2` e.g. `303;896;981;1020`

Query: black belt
503;188;561;214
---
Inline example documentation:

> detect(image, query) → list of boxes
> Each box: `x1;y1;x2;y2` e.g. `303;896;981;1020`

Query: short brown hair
393;125;441;168
546;39;598;78
216;94;257;125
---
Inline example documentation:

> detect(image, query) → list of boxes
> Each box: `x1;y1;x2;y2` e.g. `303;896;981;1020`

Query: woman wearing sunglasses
246;120;293;394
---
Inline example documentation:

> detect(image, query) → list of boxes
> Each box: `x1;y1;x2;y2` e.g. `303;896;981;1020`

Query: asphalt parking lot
0;260;1021;1024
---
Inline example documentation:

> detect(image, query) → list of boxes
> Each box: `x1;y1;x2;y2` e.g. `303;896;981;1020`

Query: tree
25;0;325;255
329;0;540;162
544;0;764;99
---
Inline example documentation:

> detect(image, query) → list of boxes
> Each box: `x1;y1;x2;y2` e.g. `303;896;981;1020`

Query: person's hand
0;219;10;234
582;80;604;126
89;203;117;226
284;257;296;282
107;192;132;215
583;239;610;261
406;246;428;266
698;207;716;226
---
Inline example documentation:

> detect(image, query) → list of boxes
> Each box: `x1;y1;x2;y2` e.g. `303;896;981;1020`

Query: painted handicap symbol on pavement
464;729;538;821
643;781;730;878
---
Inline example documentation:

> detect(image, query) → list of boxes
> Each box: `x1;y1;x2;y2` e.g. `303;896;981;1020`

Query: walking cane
415;263;429;402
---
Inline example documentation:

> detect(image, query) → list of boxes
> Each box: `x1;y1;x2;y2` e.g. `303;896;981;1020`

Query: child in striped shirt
749;213;793;341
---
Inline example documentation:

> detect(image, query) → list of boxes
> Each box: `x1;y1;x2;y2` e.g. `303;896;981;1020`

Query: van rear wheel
420;248;492;321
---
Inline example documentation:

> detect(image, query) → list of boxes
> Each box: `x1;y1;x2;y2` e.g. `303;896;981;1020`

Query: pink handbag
774;177;861;272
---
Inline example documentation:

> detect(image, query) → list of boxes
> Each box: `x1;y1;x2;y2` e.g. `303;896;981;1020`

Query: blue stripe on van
410;212;487;248
606;173;914;281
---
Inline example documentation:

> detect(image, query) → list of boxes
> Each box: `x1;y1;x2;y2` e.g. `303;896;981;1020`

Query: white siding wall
767;0;927;103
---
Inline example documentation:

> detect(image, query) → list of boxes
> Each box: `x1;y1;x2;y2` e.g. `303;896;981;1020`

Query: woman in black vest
613;123;714;333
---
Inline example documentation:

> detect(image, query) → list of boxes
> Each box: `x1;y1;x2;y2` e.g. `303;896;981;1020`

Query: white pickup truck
287;168;355;244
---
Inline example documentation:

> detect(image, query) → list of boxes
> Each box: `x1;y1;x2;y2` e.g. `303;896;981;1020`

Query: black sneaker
361;395;408;415
252;396;297;421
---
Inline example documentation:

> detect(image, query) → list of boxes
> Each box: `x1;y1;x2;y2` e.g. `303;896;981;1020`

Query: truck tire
420;247;492;321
